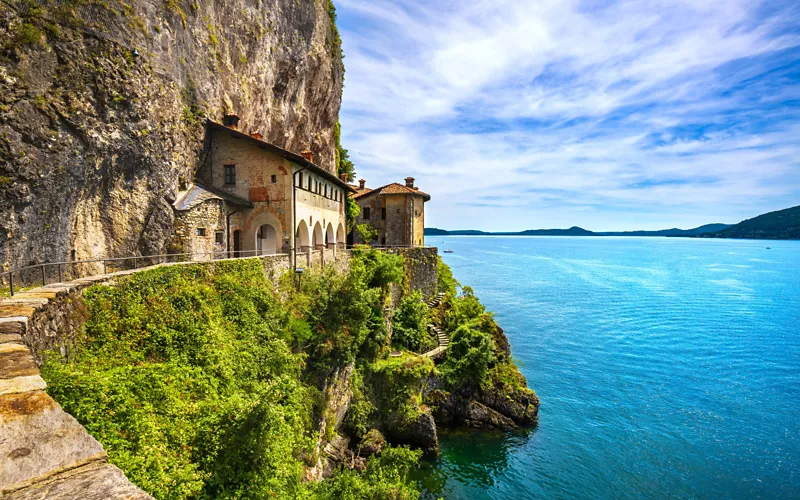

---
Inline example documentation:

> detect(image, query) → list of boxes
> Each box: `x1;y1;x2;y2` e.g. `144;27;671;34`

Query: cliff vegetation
40;250;538;498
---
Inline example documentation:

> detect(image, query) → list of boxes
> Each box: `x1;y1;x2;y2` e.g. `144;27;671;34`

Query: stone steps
0;281;152;498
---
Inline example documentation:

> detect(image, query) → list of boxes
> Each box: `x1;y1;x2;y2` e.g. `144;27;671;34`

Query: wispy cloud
336;0;800;231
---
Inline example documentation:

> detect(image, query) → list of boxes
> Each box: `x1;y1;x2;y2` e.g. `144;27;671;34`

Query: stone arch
336;223;346;247
312;221;324;248
325;223;335;248
250;212;284;255
296;219;310;251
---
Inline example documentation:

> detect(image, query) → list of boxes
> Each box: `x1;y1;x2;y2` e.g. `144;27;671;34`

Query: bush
42;260;314;499
440;321;496;390
437;257;459;296
351;246;404;290
310;445;422;500
391;290;429;352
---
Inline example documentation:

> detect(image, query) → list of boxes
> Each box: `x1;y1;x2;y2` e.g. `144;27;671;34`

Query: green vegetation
39;252;533;498
41;253;419;499
346;196;360;231
391;290;431;352
335;121;355;182
355;223;379;245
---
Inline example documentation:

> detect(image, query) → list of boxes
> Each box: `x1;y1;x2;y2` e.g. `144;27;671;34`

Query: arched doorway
233;230;242;258
256;224;279;255
296;219;310;252
312;222;324;249
325;223;335;248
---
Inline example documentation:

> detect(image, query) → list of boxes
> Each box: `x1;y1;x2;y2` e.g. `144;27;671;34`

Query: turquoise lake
419;236;800;499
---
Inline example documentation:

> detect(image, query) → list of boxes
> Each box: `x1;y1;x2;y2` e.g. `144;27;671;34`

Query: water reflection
415;427;534;498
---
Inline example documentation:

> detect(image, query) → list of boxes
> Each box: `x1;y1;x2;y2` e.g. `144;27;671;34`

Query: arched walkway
312;222;324;249
296;219;310;251
336;223;346;249
325;223;335;248
248;212;284;256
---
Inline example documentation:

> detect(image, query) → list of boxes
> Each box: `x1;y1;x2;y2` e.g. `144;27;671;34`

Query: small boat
766;247;772;250
443;249;454;253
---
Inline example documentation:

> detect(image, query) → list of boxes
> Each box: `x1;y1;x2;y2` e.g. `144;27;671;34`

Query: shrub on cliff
310;445;422;500
391;290;430;352
437;257;459;296
440;321;496;390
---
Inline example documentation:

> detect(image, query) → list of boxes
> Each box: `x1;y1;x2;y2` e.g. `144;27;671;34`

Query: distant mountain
695;205;800;240
424;224;731;238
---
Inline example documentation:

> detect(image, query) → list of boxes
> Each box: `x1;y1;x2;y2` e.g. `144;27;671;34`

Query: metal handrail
0;249;283;296
0;244;433;296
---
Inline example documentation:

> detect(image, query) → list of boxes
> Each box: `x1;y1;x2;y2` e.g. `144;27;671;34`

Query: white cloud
336;0;800;231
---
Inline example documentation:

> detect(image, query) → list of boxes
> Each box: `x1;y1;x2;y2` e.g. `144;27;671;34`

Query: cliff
0;0;343;272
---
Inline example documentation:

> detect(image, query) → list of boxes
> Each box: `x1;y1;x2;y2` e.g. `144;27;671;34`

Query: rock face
0;0;343;272
386;409;439;456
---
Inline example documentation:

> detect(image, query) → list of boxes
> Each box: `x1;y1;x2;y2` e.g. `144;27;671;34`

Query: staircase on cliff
422;292;448;359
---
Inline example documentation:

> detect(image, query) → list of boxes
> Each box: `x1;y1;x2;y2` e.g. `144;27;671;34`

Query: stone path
0;273;162;498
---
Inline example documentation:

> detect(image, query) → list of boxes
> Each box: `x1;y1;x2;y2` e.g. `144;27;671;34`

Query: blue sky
335;0;800;231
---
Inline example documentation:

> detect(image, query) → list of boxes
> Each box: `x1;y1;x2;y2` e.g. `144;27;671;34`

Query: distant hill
424;223;731;238
695;205;800;240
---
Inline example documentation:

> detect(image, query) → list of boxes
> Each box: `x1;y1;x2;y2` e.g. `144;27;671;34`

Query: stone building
350;177;430;247
173;116;352;261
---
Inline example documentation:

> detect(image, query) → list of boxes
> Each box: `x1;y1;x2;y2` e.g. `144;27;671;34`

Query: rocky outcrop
0;0;343;273
477;385;539;426
357;428;385;457
386;409;438;456
305;362;355;481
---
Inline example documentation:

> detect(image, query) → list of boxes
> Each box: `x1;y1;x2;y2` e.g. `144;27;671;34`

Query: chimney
249;132;263;140
300;149;314;163
359;179;366;190
222;113;240;130
405;177;415;188
340;173;347;182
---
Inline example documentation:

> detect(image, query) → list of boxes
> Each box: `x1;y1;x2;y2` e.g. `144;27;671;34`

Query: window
197;228;207;237
224;165;236;185
363;207;371;220
324;185;328;197
307;177;311;190
215;231;224;244
271;174;277;184
297;172;303;187
381;207;386;220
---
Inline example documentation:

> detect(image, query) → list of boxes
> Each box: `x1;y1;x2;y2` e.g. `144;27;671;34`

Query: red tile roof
352;182;430;201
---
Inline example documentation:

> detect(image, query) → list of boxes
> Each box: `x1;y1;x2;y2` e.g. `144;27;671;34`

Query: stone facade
172;198;227;260
178;120;351;261
351;178;429;247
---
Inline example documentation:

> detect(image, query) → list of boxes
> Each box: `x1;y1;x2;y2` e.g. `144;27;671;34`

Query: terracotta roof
352;182;430;201
207;120;355;192
174;183;253;211
348;183;374;197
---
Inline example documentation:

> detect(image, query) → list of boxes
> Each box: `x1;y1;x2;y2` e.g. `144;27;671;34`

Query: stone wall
385;247;439;303
172;198;227;259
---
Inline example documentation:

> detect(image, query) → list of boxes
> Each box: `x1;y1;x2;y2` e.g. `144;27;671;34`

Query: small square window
271;174;277;184
215;231;224;244
197;228;207;237
224;165;236;185
363;207;371;220
381;207;386;220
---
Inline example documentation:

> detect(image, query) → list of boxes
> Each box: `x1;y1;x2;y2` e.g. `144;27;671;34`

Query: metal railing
0;249;287;296
0;244;434;296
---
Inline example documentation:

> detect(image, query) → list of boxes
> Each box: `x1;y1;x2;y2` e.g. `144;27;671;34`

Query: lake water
419;236;800;499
